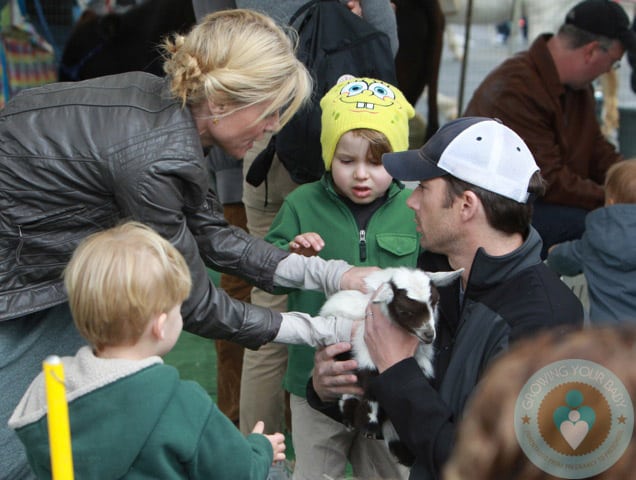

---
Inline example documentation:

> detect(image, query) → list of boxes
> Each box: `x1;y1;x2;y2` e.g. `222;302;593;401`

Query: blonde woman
0;10;371;479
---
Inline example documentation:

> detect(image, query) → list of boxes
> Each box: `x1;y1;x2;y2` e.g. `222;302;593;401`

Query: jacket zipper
359;229;367;262
16;225;23;264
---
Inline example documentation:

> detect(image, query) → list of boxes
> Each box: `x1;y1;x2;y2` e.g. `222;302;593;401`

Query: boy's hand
252;421;286;462
343;0;362;16
289;232;325;257
547;244;560;255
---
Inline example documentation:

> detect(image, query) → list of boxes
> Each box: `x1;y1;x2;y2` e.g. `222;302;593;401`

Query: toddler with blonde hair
9;221;285;479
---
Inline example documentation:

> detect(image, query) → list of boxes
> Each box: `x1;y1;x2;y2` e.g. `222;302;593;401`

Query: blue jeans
0;303;87;480
532;202;589;259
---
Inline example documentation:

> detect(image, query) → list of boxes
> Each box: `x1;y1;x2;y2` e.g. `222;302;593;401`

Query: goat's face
386;281;440;344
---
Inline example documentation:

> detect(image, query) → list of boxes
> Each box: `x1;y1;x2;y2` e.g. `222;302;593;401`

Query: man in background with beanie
465;0;636;257
263;76;417;479
308;117;584;479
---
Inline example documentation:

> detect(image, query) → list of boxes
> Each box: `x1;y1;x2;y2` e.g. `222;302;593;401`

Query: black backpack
246;0;397;186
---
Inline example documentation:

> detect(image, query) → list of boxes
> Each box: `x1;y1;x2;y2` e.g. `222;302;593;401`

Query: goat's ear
371;282;394;304
426;268;464;287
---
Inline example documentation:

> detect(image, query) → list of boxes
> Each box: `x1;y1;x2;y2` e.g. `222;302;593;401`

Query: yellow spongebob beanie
320;77;415;170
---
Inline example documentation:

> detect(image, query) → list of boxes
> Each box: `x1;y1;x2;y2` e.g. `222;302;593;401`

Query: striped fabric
0;25;57;108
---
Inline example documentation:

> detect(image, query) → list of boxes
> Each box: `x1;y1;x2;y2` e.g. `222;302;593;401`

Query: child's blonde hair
605;159;636;204
64;221;192;350
162;9;312;128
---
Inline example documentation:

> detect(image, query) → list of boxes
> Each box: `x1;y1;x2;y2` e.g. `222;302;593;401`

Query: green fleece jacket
265;175;420;397
9;346;273;479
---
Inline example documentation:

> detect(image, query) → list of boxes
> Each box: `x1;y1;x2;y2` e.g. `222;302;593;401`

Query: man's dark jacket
308;227;583;479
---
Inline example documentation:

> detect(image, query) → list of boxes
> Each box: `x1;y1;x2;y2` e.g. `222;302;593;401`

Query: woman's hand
340;266;380;292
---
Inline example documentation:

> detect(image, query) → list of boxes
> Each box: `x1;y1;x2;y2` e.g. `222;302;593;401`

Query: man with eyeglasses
464;0;636;258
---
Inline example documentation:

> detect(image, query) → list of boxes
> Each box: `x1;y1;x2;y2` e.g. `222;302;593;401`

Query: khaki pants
214;203;251;424
290;395;409;480
239;136;299;435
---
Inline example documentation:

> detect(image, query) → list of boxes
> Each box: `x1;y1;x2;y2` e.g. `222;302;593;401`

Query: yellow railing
43;355;74;480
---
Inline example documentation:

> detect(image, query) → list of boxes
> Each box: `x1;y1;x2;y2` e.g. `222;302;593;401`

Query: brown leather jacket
465;34;620;210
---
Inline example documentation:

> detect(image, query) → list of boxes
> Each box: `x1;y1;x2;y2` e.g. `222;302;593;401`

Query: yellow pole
43;355;74;480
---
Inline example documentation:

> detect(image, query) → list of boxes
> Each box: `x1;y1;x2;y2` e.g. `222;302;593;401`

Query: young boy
547;159;636;324
9;221;285;479
265;77;418;479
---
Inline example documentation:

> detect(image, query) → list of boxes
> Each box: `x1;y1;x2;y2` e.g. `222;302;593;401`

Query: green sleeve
188;401;274;479
264;199;301;249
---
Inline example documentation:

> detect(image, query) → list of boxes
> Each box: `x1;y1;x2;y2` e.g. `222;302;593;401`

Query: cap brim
382;149;448;182
619;30;636;53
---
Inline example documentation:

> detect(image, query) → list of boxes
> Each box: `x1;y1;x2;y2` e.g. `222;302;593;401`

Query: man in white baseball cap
307;117;584;480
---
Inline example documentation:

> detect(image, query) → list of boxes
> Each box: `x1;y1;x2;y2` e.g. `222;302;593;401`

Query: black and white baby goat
319;266;463;466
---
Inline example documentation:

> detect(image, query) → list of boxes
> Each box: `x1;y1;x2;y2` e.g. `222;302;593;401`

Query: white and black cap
382;117;539;204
